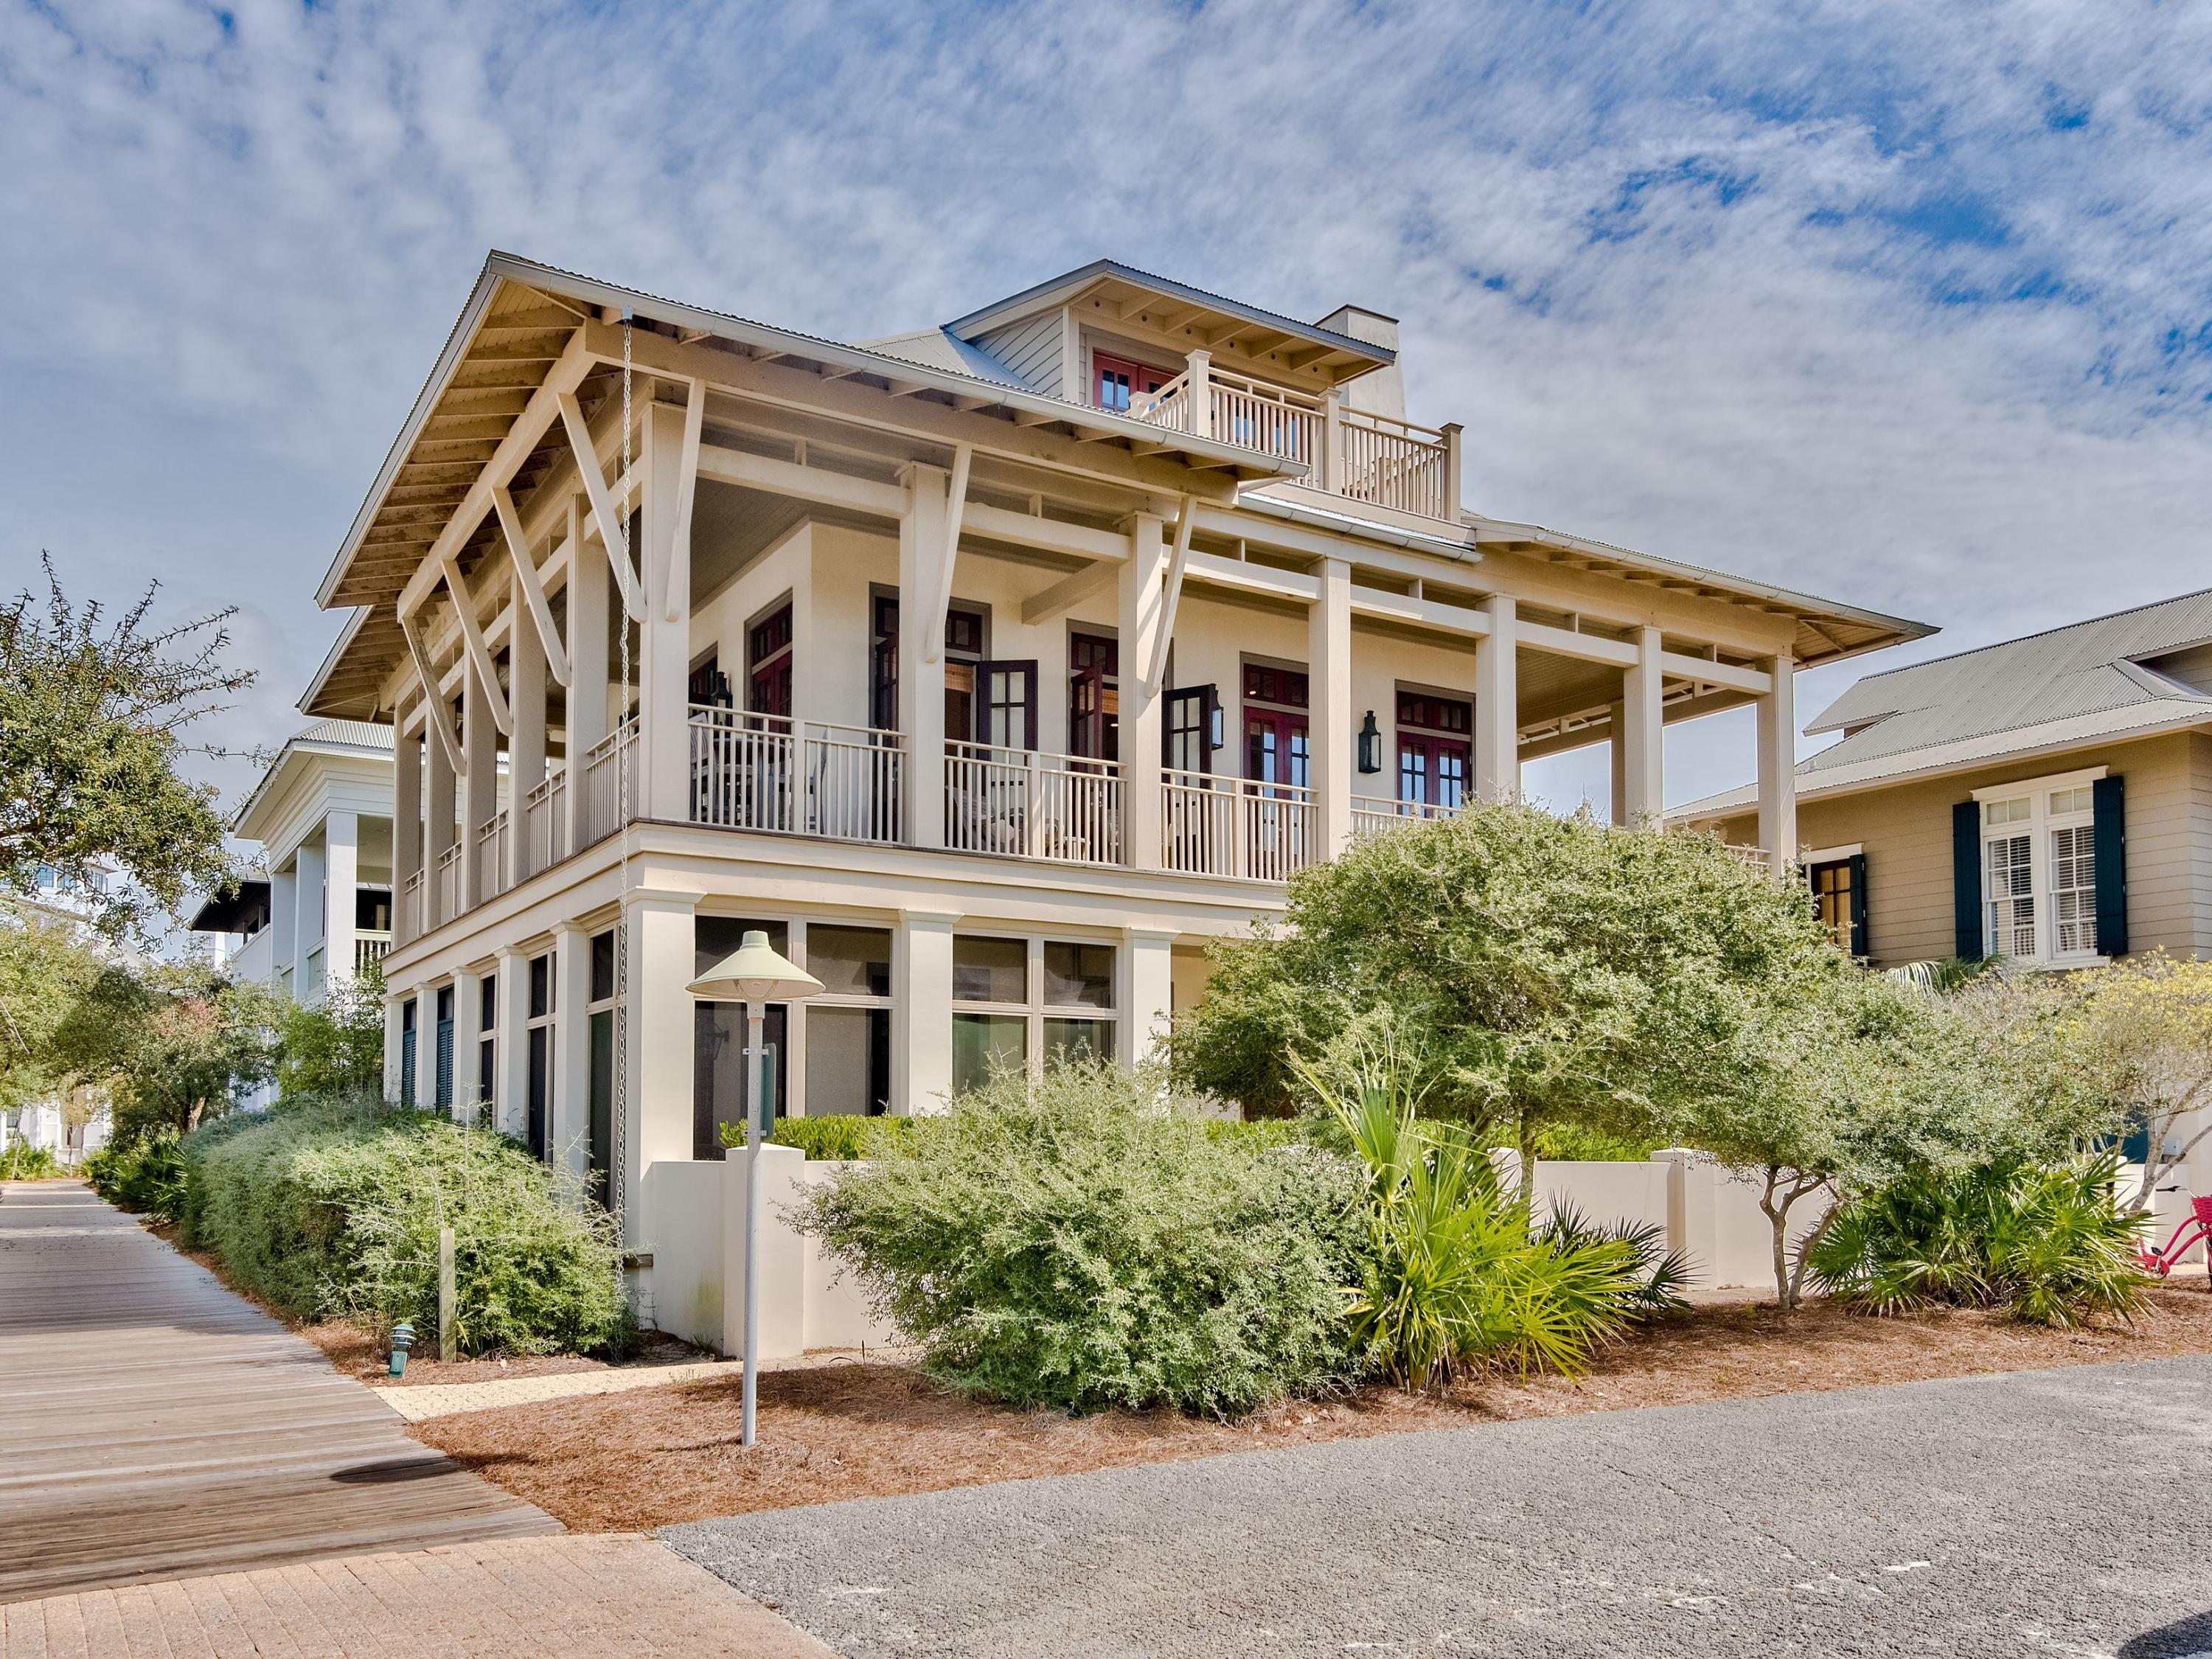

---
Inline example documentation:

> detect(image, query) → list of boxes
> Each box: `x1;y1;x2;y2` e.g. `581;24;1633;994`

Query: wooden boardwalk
0;1181;559;1604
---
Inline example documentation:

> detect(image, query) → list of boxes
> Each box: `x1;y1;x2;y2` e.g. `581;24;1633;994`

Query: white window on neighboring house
1978;773;2101;966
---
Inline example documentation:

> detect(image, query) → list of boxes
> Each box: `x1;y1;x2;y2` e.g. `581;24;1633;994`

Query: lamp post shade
686;930;824;1005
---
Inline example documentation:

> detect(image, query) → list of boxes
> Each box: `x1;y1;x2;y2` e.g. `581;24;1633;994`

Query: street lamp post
687;929;823;1446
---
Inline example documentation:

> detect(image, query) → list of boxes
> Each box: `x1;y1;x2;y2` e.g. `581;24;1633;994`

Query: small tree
2058;951;2212;1211
276;961;387;1099
1677;967;2115;1307
55;962;276;1144
1172;803;1843;1185
1;558;252;931
0;898;105;1110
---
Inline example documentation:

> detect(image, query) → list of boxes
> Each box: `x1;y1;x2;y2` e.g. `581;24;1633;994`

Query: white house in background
292;251;1930;1346
189;719;397;1002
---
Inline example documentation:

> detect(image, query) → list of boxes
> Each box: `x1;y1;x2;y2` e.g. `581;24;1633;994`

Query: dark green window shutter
1952;801;1982;961
1848;851;1870;960
2093;774;2127;957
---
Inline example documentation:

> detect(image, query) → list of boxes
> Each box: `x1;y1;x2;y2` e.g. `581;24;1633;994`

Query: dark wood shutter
2093;773;2128;957
1952;801;1983;961
1847;852;1869;960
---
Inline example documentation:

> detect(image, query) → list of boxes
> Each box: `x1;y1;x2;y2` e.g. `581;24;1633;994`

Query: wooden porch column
1119;928;1176;1068
1620;625;1666;827
324;810;358;987
1310;557;1353;856
1120;512;1166;872
894;910;956;1114
425;698;458;928
1608;700;1629;827
899;464;950;849
293;838;324;1001
551;920;591;1188
462;651;498;910
1185;350;1212;440
509;557;548;876
622;890;698;1248
1473;594;1519;802
640;403;693;823
494;944;526;1141
566;498;610;854
1756;653;1798;870
392;718;422;945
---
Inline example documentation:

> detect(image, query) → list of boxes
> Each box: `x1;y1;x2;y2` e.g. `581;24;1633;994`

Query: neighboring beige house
190;719;397;1002
1678;587;2212;971
292;251;1927;1344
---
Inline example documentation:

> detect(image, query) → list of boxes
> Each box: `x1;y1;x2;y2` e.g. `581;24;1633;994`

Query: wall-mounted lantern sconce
1357;711;1382;775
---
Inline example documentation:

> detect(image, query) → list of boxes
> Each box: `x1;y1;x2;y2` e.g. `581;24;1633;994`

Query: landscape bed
411;1279;2212;1531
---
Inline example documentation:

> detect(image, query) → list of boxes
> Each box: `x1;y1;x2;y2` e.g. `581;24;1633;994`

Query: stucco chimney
1314;304;1404;422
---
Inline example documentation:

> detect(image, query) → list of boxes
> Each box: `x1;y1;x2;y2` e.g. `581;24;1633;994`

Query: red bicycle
2138;1194;2212;1281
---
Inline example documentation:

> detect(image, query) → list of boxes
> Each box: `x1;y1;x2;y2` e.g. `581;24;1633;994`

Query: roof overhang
946;260;1394;388
187;880;271;936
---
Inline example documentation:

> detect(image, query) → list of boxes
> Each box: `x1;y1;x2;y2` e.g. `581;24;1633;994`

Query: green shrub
84;1133;187;1218
734;1113;918;1161
177;1096;626;1355
797;1061;1365;1416
1308;1052;1660;1388
1806;1154;2149;1326
1;1142;61;1180
1201;1114;1343;1153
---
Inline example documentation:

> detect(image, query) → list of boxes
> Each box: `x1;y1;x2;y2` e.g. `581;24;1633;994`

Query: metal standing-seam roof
1677;586;2212;818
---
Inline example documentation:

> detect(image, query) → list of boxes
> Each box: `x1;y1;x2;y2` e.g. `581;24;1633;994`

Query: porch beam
1143;496;1196;697
1517;621;1639;669
1658;650;1771;695
493;485;571;687
1020;560;1118;626
397;608;465;778
438;552;512;734
555;389;647;622
924;442;974;662
392;330;593;619
664;382;705;624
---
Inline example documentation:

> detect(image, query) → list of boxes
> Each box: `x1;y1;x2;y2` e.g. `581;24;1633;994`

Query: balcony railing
945;742;1122;866
476;810;509;901
1351;794;1465;837
1161;770;1317;882
689;707;904;844
580;723;636;849
434;843;463;928
400;870;425;945
521;771;566;880
355;933;392;973
1127;364;1458;521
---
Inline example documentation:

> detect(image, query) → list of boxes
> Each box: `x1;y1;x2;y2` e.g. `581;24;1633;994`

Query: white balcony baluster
944;742;1122;866
1161;770;1317;881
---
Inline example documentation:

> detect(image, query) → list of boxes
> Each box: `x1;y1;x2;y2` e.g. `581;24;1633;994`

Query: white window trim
1803;843;1862;866
1975;765;2108;968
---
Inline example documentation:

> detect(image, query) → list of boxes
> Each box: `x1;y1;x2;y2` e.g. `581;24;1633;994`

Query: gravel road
665;1356;2212;1658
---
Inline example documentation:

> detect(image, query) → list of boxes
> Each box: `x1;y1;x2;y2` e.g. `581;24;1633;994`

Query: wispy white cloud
3;0;2208;814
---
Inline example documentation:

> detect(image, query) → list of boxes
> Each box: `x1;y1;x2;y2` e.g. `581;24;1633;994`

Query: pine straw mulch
413;1278;2212;1532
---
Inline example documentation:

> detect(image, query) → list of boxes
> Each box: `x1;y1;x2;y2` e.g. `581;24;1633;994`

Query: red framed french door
1245;707;1310;789
1397;733;1470;810
1094;352;1179;414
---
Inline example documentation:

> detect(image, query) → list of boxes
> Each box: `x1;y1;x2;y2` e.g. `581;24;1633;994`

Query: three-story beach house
299;253;1927;1305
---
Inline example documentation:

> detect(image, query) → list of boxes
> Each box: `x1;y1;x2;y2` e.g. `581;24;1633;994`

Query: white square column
566;498;611;855
552;921;591;1186
392;723;422;945
509;559;548;875
494;945;526;1139
1119;928;1176;1068
1756;653;1798;869
899;465;950;849
462;653;500;910
1607;700;1629;827
382;991;403;1103
1620;625;1666;827
270;866;297;987
456;970;487;1119
413;985;439;1115
1473;594;1520;803
1309;557;1353;856
425;701;458;927
293;840;324;1001
1120;513;1166;872
325;811;359;987
894;910;956;1113
640;402;694;824
621;891;698;1243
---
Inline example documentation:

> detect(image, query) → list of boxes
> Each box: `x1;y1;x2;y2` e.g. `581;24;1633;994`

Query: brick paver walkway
0;1535;839;1657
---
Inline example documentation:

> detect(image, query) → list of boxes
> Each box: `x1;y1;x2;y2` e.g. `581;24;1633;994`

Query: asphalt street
666;1355;2212;1658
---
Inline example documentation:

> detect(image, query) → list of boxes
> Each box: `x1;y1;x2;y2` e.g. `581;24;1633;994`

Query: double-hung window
1978;773;2102;966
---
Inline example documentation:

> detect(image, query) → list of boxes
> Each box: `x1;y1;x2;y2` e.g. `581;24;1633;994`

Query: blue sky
4;0;2210;814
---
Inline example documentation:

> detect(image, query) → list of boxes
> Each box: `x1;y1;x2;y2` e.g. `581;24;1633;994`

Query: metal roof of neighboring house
1676;586;2212;819
230;718;395;837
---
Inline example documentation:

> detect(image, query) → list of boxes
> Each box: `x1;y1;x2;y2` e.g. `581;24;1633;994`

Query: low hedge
1;1142;63;1180
175;1098;627;1356
723;1114;919;1161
